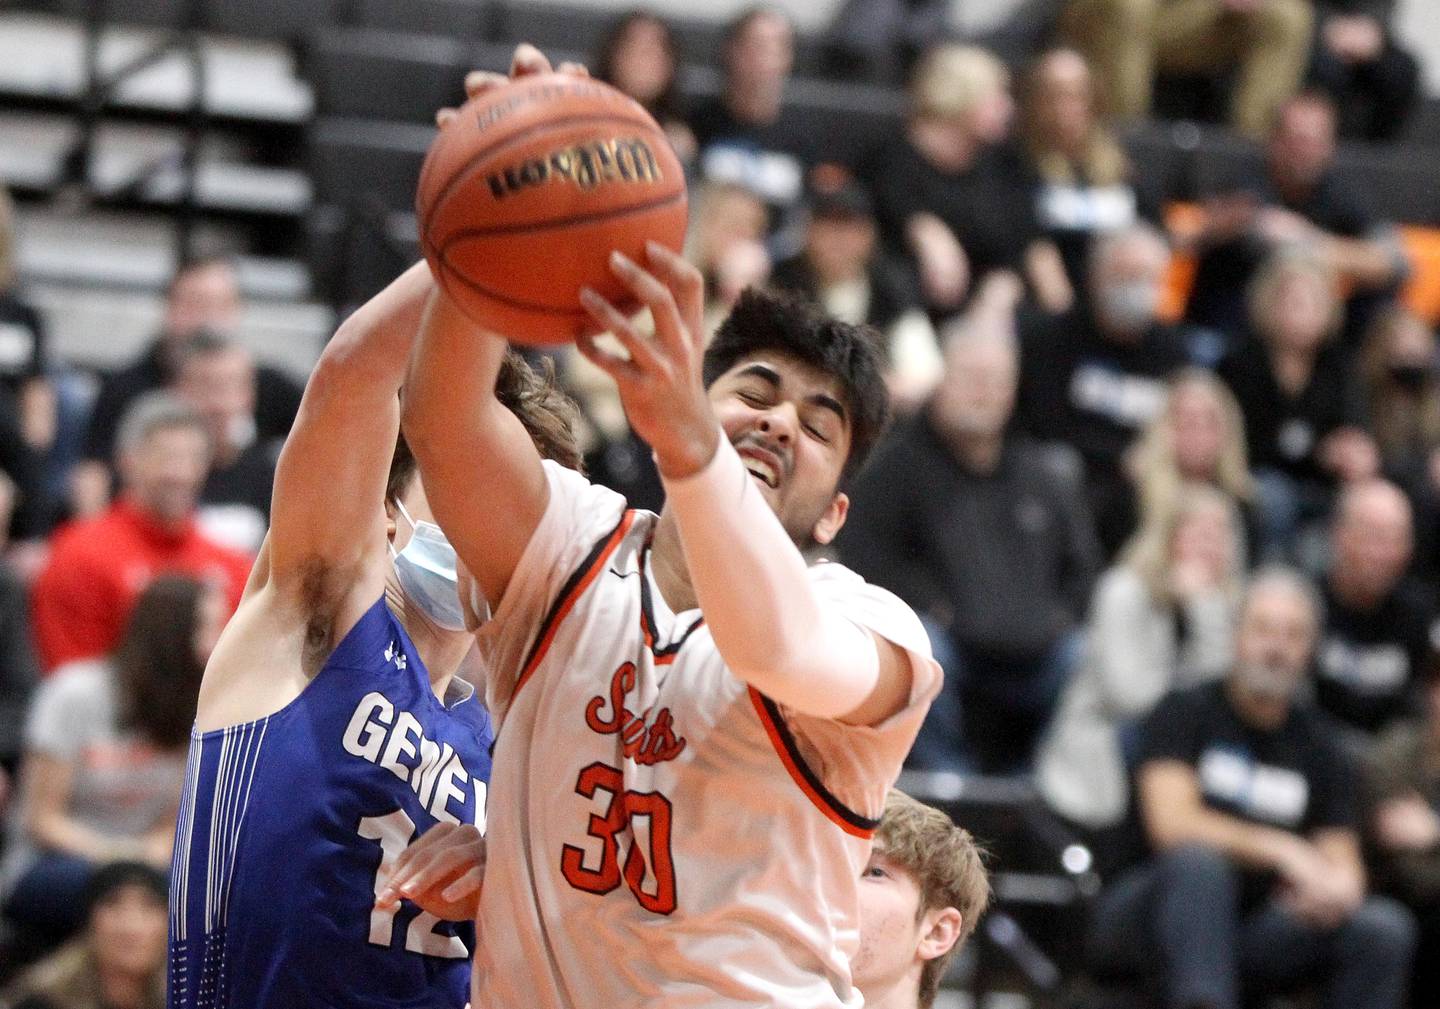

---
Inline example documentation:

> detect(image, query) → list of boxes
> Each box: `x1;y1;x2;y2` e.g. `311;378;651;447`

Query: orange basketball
416;73;689;345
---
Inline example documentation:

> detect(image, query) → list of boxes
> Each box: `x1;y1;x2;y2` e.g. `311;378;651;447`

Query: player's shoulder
807;558;931;656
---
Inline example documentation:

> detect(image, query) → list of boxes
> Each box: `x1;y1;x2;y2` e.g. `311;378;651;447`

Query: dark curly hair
703;287;891;483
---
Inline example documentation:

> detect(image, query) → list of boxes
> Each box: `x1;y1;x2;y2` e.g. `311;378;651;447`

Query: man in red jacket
32;391;252;670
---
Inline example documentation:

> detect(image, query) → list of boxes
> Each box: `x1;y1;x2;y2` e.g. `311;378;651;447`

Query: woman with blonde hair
1037;485;1243;835
1128;367;1255;544
1021;47;1157;290
867;43;1073;319
1217;248;1377;561
1360;306;1440;480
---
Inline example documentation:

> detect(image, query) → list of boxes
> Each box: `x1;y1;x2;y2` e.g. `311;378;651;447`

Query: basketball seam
436;261;590;317
439;188;686;241
421;111;667;223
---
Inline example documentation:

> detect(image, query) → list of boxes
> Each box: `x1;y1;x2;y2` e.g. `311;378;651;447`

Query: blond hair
1119;482;1246;603
1247;248;1342;347
1021;48;1128;187
1130;367;1253;533
873;790;990;1009
1359;305;1440;460
910;44;1007;123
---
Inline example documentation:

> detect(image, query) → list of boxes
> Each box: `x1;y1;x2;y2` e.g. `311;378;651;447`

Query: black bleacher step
308;26;467;121
353;0;491;40
310;115;431;212
37;0;341;40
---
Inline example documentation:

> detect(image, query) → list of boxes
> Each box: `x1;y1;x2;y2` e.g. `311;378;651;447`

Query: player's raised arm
401;290;549;614
266;261;432;601
576;245;915;726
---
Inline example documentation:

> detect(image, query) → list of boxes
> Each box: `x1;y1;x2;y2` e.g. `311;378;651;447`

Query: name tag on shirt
1318;637;1410;695
1198;745;1309;828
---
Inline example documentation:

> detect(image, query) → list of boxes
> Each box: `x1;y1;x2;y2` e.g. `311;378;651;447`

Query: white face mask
389;501;469;633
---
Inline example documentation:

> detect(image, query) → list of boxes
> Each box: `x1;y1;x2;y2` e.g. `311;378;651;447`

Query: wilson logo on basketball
486;137;663;200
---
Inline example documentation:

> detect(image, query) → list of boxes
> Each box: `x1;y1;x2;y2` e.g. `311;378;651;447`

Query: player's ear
810;492;849;546
916;906;962;963
384;499;400;546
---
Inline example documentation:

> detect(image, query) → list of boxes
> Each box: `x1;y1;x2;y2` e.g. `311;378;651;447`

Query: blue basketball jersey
168;597;493;1009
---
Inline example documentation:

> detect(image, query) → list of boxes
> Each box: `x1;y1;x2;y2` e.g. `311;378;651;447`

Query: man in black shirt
73;256;302;515
691;7;816;247
1317;480;1439;738
1017;223;1188;554
1308;0;1422;142
837;309;1101;773
175;333;278;555
1089;568;1416;1009
1185;92;1408;346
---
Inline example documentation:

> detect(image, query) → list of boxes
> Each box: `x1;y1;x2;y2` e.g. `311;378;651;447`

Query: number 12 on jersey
359;809;469;958
560;761;677;915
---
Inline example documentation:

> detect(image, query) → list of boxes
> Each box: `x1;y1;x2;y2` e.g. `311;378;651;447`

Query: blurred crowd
0;1;1438;1005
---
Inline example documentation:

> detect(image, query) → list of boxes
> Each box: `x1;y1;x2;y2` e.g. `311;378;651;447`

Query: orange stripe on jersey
514;510;637;698
747;687;879;840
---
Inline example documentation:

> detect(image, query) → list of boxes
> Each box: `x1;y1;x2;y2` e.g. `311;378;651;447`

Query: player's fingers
556;61;591;78
510;43;552;79
440;864;485;904
435;108;458;128
607;252;685;361
579;287;664;375
576;330;643;386
400;846;477;897
463;70;508;99
643;241;704;347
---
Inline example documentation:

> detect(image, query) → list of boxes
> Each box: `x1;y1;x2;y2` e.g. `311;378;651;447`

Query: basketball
416;73;689;345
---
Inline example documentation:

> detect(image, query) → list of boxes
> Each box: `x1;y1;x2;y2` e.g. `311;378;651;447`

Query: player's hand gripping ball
416;72;689;345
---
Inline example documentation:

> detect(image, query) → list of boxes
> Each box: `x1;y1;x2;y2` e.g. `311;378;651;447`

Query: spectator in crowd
837;311;1102;773
691;7;812;244
868;44;1073;320
30;393;250;671
687;181;774;332
0;473;39;805
1364;651;1440;1004
1017;223;1189;555
1038;486;1242;835
1184;92;1409;345
1088;567;1417;1009
0;575;220;951
1360;307;1440;578
595;10;696;164
72;256;302;516
1315;480;1437;740
1020;47;1160;291
174;332;276;554
770;175;941;411
1308;0;1422;142
1217;250;1376;563
851;791;991;1009
0;861;166;1009
0;189;52;542
1060;0;1313;138
1129;367;1256;554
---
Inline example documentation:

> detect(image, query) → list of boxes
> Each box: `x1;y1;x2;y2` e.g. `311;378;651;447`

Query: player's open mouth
737;447;781;489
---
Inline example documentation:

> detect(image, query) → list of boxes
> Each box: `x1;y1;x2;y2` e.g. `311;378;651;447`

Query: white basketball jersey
472;462;941;1009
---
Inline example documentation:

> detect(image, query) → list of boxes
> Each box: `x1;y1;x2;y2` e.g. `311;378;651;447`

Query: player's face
708;352;852;547
852;851;925;995
90;884;168;980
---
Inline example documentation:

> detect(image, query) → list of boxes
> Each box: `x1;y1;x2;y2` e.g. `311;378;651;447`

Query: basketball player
852;791;990;1009
166;260;580;1009
391;45;942;1008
